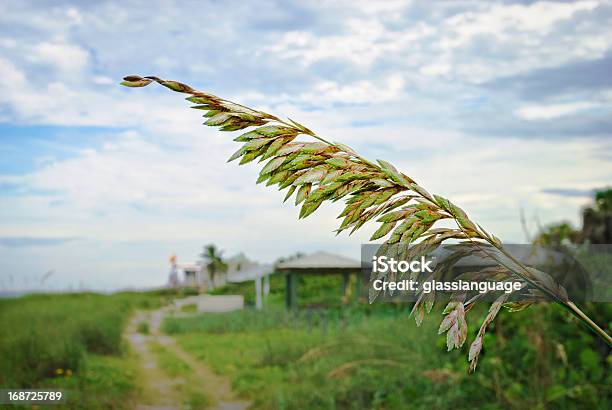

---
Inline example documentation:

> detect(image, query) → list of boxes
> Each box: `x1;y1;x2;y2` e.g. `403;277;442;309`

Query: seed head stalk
121;75;611;370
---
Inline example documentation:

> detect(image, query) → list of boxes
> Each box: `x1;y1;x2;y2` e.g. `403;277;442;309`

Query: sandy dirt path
125;302;250;410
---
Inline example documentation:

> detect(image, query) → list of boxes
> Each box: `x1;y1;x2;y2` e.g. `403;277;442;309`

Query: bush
136;321;150;335
0;292;159;387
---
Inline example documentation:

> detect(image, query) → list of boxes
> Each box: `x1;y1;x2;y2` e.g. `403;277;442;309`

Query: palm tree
582;188;612;244
200;244;228;289
535;222;580;246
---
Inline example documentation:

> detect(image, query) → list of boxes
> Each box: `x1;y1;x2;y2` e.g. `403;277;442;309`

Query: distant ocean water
0;289;93;298
0;290;31;298
0;286;167;298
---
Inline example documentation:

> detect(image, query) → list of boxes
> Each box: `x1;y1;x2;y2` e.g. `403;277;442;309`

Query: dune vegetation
0;291;169;409
164;275;612;409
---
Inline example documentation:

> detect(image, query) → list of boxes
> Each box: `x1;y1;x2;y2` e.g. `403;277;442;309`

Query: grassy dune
0;277;609;409
165;276;612;410
0;291;166;408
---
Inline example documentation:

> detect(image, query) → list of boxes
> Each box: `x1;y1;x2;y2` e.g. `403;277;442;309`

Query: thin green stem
441;206;611;346
566;301;612;344
492;240;612;346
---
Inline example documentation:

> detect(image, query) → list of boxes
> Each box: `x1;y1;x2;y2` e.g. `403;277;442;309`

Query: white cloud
515;102;598;120
256;0;612;91
444;1;599;47
265;21;388;67
0;0;610;290
93;75;113;85
300;74;405;104
65;7;83;25
29;41;89;75
0;38;17;48
0;57;25;86
420;62;451;77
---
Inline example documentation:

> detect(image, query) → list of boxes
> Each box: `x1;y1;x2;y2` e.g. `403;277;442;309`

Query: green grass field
166;276;612;409
0;291;171;409
1;277;610;409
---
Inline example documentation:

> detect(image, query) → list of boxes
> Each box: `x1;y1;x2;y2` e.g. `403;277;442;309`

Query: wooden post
255;276;262;310
285;272;297;310
357;269;365;303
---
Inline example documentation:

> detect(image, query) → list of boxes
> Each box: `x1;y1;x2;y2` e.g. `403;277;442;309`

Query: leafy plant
137;321;150;335
121;75;611;370
200;243;228;288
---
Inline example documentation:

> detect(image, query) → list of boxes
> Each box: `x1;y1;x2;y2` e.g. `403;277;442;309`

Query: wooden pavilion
275;251;362;310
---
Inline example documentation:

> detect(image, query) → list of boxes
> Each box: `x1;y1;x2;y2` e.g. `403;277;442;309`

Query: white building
175;253;273;308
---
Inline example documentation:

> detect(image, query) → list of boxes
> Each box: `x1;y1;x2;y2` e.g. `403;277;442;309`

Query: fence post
285;272;297;310
255;276;262;310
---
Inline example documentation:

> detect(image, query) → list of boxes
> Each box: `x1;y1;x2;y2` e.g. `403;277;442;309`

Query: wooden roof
276;251;361;272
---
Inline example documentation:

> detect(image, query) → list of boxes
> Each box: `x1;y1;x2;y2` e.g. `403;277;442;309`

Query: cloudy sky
1;0;611;291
